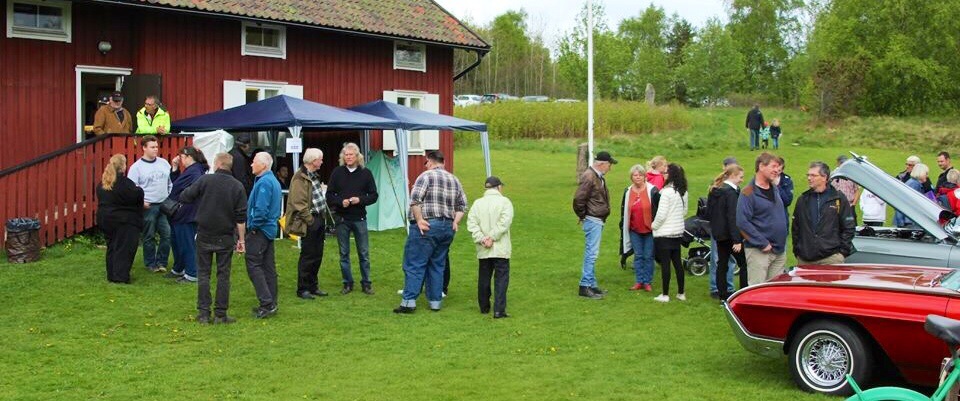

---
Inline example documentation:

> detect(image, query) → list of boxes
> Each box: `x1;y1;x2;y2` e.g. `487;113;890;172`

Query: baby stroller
682;216;711;276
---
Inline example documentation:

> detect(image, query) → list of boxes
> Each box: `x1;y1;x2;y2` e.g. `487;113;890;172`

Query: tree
556;3;630;99
665;15;694;104
677;19;745;106
618;5;671;102
806;0;960;115
726;0;802;100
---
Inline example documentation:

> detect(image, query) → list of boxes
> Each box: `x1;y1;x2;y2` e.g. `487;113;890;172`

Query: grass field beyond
0;120;935;400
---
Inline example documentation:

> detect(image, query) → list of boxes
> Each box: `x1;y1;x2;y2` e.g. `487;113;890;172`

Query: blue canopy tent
348;100;492;207
171;95;401;172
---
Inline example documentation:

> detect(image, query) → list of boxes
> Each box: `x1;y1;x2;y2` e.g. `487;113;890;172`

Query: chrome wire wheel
799;331;851;388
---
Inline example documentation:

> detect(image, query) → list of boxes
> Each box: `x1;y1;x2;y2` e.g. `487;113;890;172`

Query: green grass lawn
0;113;940;400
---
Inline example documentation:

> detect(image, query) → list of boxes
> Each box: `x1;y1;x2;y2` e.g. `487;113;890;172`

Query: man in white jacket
467;176;514;318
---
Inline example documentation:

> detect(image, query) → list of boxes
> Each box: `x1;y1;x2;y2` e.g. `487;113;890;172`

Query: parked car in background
481;93;519;103
455;94;482;107
725;263;958;396
522;95;549;102
555;98;581;103
834;154;959;268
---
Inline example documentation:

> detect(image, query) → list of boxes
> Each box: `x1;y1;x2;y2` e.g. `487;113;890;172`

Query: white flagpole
587;0;595;164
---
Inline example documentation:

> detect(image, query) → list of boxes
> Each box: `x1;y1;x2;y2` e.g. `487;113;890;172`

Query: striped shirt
409;167;467;220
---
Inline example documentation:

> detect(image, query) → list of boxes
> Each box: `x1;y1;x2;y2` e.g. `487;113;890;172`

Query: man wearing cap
93;92;133;135
135;95;171;135
230;133;256;195
573;151;617;299
394;150;467;314
467;176;514;318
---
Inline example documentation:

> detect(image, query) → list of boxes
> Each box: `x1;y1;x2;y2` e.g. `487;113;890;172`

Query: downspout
454;50;486;81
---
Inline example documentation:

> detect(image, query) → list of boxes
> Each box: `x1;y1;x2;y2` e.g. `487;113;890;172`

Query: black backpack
696;196;709;220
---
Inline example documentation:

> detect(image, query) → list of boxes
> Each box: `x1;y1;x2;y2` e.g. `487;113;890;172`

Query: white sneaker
653;294;670;302
676;293;687;301
396;289;403;295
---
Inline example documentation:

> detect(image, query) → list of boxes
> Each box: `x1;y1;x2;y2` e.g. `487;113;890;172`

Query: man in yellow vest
136;95;171;134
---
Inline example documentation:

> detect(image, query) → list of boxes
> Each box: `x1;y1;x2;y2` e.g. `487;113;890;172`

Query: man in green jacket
135;95;171;134
466;176;514;318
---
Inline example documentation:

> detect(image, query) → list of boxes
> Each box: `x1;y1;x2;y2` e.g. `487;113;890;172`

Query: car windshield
938;269;960;291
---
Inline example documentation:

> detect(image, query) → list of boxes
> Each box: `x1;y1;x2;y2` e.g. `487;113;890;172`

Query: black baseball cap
235;132;252;144
110;91;124;102
595;151;617;164
484;176;504;188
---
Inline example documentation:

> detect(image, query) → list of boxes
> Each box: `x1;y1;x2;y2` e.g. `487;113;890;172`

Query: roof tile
131;0;488;48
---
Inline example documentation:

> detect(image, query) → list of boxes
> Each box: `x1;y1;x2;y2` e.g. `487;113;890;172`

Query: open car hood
832;153;955;242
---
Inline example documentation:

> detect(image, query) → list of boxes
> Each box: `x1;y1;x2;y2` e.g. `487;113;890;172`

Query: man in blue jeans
326;143;378;295
573;151;617;299
127;135;172;273
394;151;466;314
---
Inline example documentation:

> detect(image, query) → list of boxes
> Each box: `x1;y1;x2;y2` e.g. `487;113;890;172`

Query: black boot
578;286;603;299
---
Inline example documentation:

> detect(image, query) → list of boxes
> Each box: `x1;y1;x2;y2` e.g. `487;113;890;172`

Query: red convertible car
724;263;960;395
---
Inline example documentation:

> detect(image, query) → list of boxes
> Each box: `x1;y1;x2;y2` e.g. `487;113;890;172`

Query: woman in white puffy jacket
651;163;689;302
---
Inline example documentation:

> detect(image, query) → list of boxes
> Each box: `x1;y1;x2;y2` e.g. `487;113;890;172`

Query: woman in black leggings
651;163;689;302
707;164;747;303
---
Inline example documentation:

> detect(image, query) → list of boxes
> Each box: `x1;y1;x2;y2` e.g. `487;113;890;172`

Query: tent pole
290;126;302;173
481;131;492;177
396;128;410;231
361;130;370;158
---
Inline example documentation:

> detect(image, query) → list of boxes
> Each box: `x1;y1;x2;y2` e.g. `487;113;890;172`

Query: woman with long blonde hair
707;164;746;302
97;154;144;283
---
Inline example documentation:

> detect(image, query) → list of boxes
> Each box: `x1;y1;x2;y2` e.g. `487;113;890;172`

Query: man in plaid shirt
394;150;467;314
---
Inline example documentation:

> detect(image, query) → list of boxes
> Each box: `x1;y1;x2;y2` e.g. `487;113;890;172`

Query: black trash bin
6;218;41;263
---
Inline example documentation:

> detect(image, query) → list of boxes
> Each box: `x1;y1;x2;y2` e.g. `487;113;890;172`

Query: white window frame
393;41;426;72
75;65;132;143
382;90;439;154
6;0;71;43
241;21;286;59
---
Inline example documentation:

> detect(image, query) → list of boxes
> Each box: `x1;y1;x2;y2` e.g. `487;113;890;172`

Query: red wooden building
0;0;488;248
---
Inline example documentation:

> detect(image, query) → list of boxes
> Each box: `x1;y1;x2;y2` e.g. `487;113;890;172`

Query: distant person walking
127;135;172;273
737;152;788;285
467;176;514;318
619;164;659;292
179;153;248;324
745;104;764;151
573;151;617;299
246;152;283;319
770;119;782;149
652;163;689;302
792;161;856;265
97;154;144;284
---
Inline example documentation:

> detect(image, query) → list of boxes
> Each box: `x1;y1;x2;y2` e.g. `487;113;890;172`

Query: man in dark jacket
179;153;248;325
572;151;616;299
326;143;378;295
745;104;764;151
229;133;255;195
792;161;856;265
